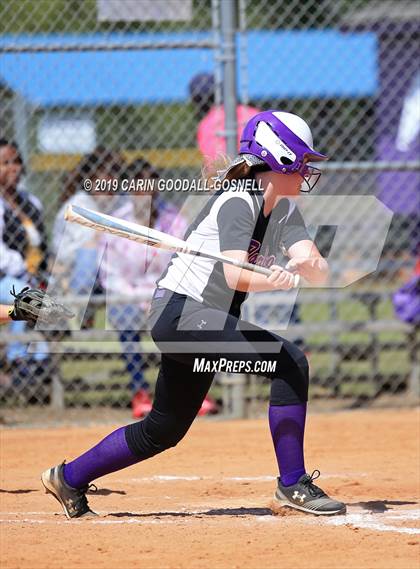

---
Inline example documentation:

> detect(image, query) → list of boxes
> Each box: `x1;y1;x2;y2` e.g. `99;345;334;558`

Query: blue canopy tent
0;30;377;165
0;30;377;105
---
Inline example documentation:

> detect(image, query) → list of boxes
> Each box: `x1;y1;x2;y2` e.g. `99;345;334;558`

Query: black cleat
41;462;97;519
273;470;346;516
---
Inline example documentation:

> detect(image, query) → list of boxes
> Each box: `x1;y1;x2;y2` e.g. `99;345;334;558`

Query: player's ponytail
201;152;231;191
201;152;256;191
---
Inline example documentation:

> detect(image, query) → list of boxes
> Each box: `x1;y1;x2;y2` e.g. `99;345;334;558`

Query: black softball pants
125;291;309;459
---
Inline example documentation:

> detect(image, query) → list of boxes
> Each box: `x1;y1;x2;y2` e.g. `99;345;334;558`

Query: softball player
42;111;346;518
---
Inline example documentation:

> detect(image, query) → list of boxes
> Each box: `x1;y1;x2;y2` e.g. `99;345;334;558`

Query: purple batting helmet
238;110;328;192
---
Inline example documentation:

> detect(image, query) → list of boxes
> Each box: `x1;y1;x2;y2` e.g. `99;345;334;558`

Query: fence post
50;353;65;410
220;0;238;157
231;374;245;418
220;373;246;418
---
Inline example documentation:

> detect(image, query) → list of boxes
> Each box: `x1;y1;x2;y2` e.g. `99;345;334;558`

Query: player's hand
267;265;296;290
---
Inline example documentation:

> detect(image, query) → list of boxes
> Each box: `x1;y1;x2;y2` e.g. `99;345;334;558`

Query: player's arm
286;240;329;285
217;197;295;292
222;250;295;292
279;201;329;285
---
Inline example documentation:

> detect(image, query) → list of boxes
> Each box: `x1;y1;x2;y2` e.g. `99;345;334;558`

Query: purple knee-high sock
63;426;139;489
268;403;307;487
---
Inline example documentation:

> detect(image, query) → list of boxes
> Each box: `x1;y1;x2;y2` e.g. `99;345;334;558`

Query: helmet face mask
300;163;322;193
239;110;327;192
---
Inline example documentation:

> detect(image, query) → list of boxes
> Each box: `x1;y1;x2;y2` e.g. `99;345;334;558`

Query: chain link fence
0;0;418;418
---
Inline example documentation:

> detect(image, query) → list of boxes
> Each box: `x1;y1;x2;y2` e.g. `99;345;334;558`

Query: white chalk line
1;508;419;534
113;473;367;483
1;472;416;535
325;511;420;535
0;517;179;526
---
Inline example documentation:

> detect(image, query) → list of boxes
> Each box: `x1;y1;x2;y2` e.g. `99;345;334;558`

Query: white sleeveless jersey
157;186;308;315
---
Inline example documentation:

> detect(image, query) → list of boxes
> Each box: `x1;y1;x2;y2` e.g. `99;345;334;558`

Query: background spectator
52;148;122;327
0;139;48;284
0;139;49;397
189;73;260;164
99;158;190;418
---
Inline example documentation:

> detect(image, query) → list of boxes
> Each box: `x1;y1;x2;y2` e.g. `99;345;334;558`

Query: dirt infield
1;409;419;569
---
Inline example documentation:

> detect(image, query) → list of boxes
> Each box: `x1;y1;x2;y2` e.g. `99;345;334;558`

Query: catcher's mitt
8;286;75;324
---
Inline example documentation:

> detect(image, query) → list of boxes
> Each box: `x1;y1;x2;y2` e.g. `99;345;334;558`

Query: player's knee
290;349;309;398
125;416;188;459
149;419;187;451
270;348;309;405
284;342;309;382
297;351;309;385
